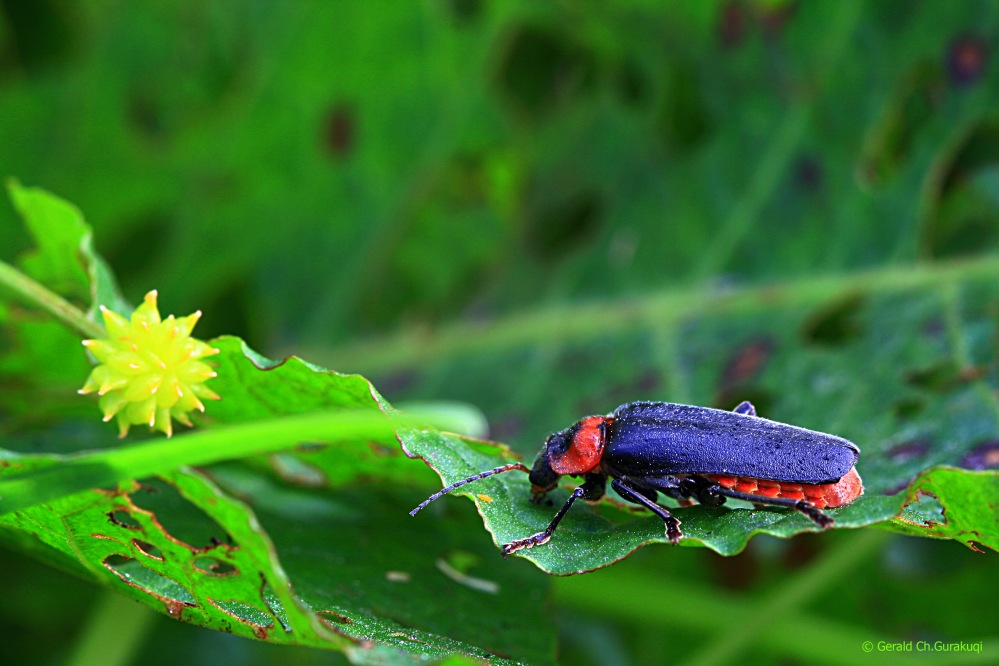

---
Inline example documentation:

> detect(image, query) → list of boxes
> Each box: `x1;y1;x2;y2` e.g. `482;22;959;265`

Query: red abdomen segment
704;467;863;508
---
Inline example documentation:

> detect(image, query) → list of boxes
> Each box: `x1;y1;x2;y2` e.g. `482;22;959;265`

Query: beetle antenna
410;463;530;516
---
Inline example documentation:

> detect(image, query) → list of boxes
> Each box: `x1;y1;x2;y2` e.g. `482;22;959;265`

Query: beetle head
528;430;567;493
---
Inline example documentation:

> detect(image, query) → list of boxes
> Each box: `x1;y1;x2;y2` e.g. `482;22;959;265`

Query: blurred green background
2;1;999;664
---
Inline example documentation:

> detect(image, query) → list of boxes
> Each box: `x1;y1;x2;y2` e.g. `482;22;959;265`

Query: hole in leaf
858;62;942;187
891;396;926;419
107;510;140;530
898;490;945;527
132;539;164;561
444;0;482;25
926;208;999;258
904;360;981;393
924;120;999;259
127;478;232;551
103;555;196;607
525;190;603;260
495;24;595;119
614;59;649;106
317;610;352;625
960;440;999;470
208;599;273;630
194;556;238;576
0;0;78;74
801;294;865;347
657;61;712;153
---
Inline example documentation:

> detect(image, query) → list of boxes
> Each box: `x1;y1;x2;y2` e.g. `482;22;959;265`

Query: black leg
502;480;601;556
611;478;682;543
733;400;757;416
642;474;718;507
705;484;833;527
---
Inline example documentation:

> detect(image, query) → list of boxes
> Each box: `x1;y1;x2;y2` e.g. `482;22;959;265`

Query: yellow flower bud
79;290;220;437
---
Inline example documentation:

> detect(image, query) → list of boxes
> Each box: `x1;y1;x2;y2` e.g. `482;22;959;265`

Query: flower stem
0;259;104;339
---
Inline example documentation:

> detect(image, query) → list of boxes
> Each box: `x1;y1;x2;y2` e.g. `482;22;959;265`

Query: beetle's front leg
502;478;604;556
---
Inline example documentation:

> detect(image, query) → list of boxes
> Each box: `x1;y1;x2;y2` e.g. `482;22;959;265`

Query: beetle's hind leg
647;474;725;508
700;482;833;528
611;478;682;543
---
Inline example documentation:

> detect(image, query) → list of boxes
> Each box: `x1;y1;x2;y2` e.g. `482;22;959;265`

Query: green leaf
0;462;554;661
402;426;900;575
7;178;90;297
4;3;999;660
0;336;555;663
0;182;126;419
0;182;556;662
887;467;999;552
381;259;999;574
4;179;128;321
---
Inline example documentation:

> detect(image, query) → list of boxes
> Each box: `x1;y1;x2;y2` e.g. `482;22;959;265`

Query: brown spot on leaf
947;34;988;86
721;338;774;387
323;102;356;158
886;439;930;463
960;440;999;470
717;2;747;48
795;154;823;192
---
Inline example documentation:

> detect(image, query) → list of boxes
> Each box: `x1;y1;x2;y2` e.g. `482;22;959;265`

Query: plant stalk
0;259;104;339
